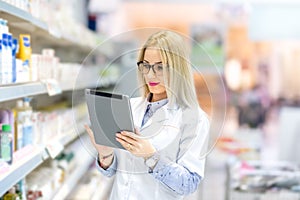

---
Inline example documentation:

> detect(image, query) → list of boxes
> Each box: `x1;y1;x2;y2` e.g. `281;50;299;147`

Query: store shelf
0;78;106;102
0;1;47;31
45;119;87;159
0;82;47;102
52;156;94;200
0;1;106;55
0;119;87;196
52;135;94;200
0;145;44;197
40;30;97;55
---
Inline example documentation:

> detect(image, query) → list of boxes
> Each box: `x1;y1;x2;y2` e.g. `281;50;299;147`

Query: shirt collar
145;93;179;111
146;97;168;114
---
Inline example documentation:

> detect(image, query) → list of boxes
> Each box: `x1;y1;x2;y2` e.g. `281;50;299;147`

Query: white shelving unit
0;77;116;102
0;119;88;197
0;1;114;198
0;80;95;102
0;146;44;196
0;82;47;102
52;135;95;200
0;1;104;54
0;1;47;31
52;155;94;200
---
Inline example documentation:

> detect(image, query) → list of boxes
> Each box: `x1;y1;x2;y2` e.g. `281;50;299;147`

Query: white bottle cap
16;100;24;108
24;101;30;107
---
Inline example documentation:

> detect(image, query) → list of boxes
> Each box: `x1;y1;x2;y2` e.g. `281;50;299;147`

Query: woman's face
142;48;167;100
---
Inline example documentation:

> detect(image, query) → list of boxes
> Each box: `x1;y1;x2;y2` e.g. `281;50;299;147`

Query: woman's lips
149;82;160;86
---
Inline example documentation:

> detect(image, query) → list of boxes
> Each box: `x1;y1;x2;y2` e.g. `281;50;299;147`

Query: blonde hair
137;30;198;108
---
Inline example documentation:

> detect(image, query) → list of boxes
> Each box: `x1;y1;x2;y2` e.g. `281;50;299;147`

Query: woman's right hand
84;124;113;156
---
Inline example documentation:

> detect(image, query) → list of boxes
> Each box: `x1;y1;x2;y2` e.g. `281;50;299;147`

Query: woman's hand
84;124;113;156
116;129;156;159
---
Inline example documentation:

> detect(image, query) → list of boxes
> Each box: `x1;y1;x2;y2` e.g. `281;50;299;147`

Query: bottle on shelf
0;39;2;84
0;124;13;165
12;38;18;83
0;109;14;163
22;98;33;146
1;33;8;84
13;100;25;151
7;34;13;84
0;109;10;124
16;34;31;83
2;186;20;200
16;179;26;200
0;19;9;37
0;109;8;162
31;112;40;145
0;19;4;84
0;18;13;85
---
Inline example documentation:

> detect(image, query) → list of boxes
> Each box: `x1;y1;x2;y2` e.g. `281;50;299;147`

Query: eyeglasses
137;61;167;76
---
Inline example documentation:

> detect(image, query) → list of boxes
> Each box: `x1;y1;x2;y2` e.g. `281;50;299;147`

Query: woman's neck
150;92;167;102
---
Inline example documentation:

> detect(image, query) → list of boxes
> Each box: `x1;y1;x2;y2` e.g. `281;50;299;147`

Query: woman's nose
146;68;156;78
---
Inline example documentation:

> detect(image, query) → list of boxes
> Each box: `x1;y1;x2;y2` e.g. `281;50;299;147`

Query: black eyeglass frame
137;61;168;74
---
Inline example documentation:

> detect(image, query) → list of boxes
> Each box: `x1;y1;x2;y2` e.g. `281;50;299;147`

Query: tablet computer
85;89;135;149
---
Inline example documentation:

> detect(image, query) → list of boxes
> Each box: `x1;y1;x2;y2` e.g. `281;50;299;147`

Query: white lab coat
107;97;210;200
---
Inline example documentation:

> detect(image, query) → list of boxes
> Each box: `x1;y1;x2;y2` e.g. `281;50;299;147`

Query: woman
85;30;210;199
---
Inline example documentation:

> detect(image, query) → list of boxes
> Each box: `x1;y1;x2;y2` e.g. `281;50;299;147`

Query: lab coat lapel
131;97;147;128
140;104;169;132
131;97;179;134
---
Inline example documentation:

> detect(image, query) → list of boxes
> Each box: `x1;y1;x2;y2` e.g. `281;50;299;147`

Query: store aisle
201;157;227;200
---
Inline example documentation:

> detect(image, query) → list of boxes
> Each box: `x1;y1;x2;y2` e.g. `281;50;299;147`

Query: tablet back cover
85;89;134;149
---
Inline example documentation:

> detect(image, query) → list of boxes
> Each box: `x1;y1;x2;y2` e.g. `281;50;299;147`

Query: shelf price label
43;79;62;96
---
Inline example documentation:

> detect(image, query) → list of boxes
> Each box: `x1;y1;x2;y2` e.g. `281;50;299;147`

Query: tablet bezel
85;89;135;149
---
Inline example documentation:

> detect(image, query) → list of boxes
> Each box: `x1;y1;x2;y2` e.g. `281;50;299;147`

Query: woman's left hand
116;129;156;159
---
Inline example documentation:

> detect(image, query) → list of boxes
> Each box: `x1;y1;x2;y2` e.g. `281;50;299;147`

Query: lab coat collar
134;95;180;131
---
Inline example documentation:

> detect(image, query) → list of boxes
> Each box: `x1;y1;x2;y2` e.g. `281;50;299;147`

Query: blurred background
1;0;300;199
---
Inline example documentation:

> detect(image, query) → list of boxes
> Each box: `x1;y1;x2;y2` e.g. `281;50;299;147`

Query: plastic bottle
16;179;26;200
7;109;14;151
2;20;9;34
0;19;7;39
0;109;9;124
0;125;2;162
31;112;39;145
3;186;20;200
22;98;33;146
0;19;3;38
2;33;8;84
1;19;10;84
12;38;18;83
13;100;25;150
7;34;13;84
0;109;14;157
0;109;9;162
0;39;2;84
0;124;13;164
16;34;31;82
0;19;7;84
0;110;9;161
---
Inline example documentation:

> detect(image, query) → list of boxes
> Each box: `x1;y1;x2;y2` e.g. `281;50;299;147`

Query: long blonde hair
137;30;198;108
